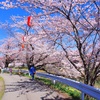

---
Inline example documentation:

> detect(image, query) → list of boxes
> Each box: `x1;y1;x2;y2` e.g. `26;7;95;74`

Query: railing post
53;80;56;84
81;92;85;100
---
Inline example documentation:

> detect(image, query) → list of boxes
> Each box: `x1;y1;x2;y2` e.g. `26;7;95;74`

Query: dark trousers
31;74;34;80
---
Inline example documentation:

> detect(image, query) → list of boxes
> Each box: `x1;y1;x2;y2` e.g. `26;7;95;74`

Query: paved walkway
0;73;70;100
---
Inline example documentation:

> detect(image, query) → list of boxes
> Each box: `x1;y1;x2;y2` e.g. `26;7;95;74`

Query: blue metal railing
36;72;100;100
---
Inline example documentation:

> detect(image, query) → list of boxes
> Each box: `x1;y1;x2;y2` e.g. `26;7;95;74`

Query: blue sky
0;7;29;40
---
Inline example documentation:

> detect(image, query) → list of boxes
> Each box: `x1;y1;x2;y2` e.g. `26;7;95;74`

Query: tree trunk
5;61;9;68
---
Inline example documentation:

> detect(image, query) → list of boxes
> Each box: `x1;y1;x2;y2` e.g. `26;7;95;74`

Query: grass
35;77;81;100
95;80;100;89
35;77;97;100
0;77;5;100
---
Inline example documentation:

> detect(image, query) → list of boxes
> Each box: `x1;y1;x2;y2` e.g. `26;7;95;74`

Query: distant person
29;64;36;80
18;68;22;77
9;68;12;75
1;68;4;73
0;67;1;73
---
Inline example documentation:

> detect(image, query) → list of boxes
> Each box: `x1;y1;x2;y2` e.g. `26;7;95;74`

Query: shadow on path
41;94;72;100
5;79;50;93
5;78;72;100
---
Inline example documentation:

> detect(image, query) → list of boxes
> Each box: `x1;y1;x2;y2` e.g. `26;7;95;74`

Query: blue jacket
29;66;36;75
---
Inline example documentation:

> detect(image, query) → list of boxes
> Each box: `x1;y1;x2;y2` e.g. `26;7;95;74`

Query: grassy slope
0;77;5;100
35;77;81;100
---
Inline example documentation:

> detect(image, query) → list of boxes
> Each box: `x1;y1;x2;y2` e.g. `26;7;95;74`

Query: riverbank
0;76;4;100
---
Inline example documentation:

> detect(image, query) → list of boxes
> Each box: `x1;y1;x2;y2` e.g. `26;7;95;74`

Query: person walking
0;67;1;73
9;68;12;75
29;64;36;80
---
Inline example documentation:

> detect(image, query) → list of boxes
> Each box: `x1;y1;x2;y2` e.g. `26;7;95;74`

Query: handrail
36;72;100;100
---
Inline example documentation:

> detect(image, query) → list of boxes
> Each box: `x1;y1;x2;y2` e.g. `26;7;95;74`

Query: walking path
0;73;70;100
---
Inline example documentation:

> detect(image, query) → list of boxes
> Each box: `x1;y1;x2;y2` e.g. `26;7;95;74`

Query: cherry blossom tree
39;0;100;86
0;38;19;68
0;16;63;73
19;0;100;86
0;0;100;86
